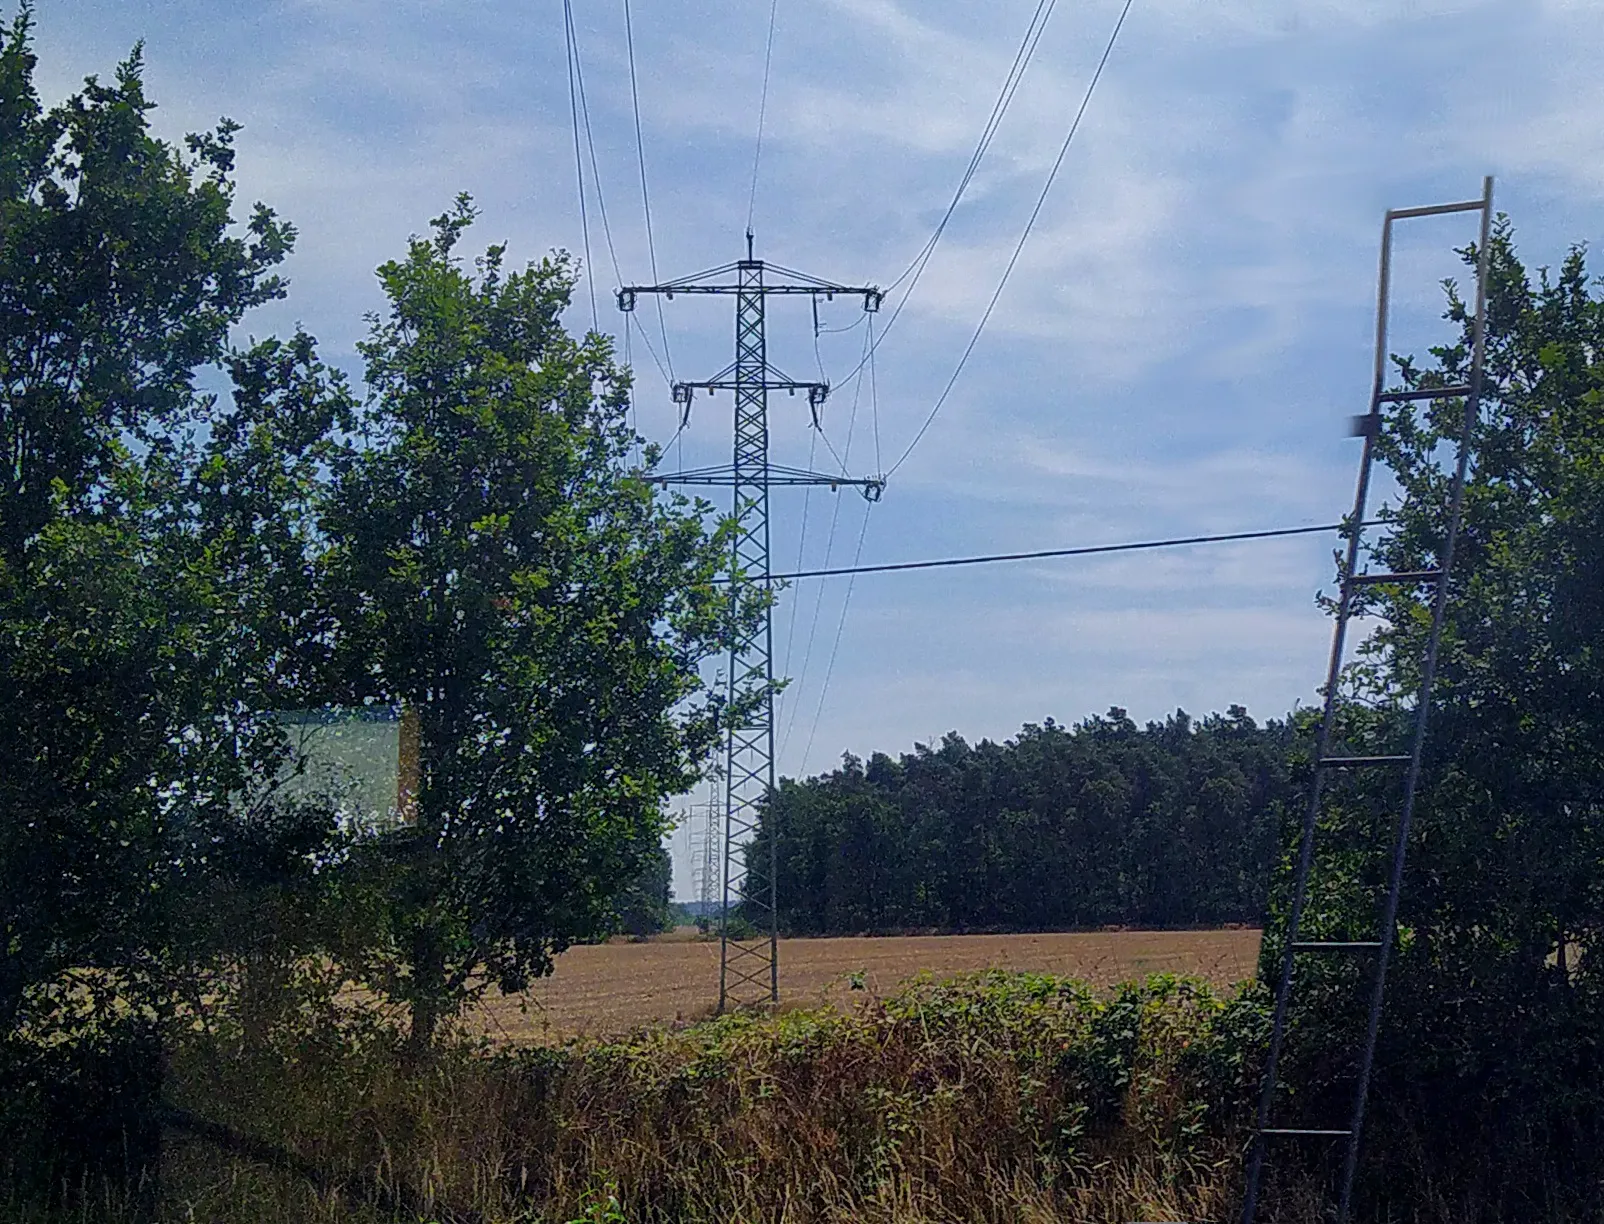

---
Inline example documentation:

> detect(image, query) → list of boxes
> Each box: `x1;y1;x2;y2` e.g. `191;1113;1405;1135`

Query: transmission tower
691;782;722;916
619;233;883;1011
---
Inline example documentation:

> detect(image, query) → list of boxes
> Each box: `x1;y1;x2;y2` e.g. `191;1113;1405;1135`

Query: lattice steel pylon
1237;178;1494;1224
619;234;883;1011
691;783;722;915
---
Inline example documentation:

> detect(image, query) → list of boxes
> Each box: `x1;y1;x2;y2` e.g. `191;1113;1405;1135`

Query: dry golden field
469;927;1262;1041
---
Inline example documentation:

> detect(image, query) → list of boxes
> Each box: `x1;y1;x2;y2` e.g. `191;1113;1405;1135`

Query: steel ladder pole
1239;211;1395;1224
1335;176;1494;1221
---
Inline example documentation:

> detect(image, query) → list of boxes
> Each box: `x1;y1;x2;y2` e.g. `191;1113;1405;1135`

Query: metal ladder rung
1290;941;1383;951
1260;1128;1354;1137
1375;384;1473;403
1319;754;1411;767
1390;198;1486;219
1349;569;1442;586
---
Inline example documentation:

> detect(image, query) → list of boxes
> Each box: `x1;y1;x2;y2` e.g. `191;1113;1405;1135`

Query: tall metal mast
619;236;883;1010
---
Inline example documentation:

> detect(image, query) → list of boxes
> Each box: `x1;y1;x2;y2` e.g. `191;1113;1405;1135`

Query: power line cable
868;311;882;474
624;313;638;462
780;327;868;756
627;311;672;387
656;418;687;464
885;0;1056;295
793;514;1352;769
570;13;626;299
815;310;874;478
747;0;781;235
817;316;868;335
779;428;820;679
887;0;1135;477
759;522;1348;582
817;422;852;477
800;497;872;774
829;0;1060;387
562;0;598;328
780;454;851;755
570;3;675;389
809;332;885;756
622;0;676;381
812;297;829;382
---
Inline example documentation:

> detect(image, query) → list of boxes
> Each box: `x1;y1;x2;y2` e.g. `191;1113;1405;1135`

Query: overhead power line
888;0;1136;477
830;0;1061;390
567;4;677;387
622;0;675;382
780;324;869;759
778;427;821;681
763;522;1347;582
562;0;598;328
747;0;782;234
885;0;1058;294
800;497;873;774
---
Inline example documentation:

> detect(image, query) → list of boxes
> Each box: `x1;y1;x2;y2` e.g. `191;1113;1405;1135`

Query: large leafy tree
322;196;748;1050
0;6;325;1038
1270;222;1604;1220
0;13;363;1198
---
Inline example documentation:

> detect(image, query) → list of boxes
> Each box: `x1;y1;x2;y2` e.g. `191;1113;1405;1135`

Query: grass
10;970;1324;1223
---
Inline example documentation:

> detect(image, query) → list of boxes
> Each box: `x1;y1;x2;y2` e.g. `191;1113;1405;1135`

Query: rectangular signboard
274;705;419;829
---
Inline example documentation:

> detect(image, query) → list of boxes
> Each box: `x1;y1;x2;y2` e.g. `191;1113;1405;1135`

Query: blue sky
36;0;1604;896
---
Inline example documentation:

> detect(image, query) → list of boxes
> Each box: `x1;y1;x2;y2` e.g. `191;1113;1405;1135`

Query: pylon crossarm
627;281;877;300
672;376;825;396
645;463;883;492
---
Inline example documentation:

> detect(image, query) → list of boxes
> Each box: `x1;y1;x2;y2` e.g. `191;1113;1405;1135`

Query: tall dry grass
26;971;1324;1223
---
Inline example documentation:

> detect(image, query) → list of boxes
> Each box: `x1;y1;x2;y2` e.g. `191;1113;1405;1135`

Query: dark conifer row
757;706;1304;934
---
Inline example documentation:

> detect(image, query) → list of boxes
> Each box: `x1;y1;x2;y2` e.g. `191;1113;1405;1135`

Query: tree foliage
762;707;1297;935
0;15;361;1196
0;6;317;1039
1;19;745;1202
319;195;746;1048
613;841;675;938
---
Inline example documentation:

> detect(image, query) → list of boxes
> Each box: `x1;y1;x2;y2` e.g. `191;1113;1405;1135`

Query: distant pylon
691;780;722;915
619;235;883;1010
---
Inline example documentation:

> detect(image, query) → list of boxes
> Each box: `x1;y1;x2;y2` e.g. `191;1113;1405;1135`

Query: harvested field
470;927;1261;1041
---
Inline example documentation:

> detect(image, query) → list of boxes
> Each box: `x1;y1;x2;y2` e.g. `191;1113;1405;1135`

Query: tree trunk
404;920;446;1062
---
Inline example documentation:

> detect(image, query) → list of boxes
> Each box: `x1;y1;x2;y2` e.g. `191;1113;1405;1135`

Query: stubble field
470;926;1262;1041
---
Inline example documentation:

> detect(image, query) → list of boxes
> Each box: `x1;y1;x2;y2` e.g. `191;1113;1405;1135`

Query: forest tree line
759;706;1301;935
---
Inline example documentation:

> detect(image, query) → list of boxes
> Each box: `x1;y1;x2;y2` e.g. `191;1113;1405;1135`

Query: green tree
0;12;358;1197
761;709;1292;935
613;841;674;938
321;196;750;1052
0;7;311;1035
